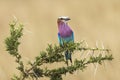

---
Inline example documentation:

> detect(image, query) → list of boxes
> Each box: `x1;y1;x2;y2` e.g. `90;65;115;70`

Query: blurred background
0;0;120;80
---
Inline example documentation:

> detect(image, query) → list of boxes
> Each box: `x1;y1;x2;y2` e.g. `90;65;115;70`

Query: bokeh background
0;0;120;80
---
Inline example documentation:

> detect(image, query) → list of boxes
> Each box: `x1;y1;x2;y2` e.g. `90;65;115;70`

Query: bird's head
57;16;71;25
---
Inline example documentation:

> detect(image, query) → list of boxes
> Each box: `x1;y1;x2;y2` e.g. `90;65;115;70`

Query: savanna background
0;0;120;80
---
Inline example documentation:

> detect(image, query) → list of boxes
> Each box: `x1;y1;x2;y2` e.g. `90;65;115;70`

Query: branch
5;19;113;80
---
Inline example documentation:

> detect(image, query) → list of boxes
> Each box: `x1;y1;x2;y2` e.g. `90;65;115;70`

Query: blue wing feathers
71;32;74;42
58;33;63;45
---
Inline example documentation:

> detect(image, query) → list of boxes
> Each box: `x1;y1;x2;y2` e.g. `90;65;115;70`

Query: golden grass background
0;0;120;80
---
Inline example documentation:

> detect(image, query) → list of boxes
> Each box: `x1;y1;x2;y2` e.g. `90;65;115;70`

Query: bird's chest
59;26;72;38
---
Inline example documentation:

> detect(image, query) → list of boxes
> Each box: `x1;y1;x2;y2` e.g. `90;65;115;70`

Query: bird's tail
65;50;72;66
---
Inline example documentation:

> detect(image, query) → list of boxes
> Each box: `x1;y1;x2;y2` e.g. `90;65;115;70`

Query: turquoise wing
58;33;63;46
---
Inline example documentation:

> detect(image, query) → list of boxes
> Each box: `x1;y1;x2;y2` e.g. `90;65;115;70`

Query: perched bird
57;16;74;65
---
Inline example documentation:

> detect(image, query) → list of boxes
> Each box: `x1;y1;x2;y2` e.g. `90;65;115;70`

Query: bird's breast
58;21;73;38
59;27;72;38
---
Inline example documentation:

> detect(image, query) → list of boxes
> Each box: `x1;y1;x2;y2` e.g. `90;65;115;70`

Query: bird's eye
60;18;63;20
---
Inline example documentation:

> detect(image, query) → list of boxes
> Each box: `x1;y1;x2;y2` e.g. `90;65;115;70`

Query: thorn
23;27;33;35
92;63;96;68
85;50;90;58
90;50;94;57
90;64;94;80
23;57;32;64
80;50;85;59
95;40;98;49
33;71;39;79
12;15;18;22
101;41;104;49
102;61;106;70
94;63;99;80
85;41;88;48
80;40;85;43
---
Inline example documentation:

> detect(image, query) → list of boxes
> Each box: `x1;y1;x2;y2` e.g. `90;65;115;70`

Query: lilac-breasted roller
57;16;74;65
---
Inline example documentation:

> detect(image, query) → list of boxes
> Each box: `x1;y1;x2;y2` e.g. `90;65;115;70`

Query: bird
57;16;74;65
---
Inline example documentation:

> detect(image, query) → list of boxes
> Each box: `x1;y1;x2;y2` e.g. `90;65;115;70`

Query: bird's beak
65;18;71;21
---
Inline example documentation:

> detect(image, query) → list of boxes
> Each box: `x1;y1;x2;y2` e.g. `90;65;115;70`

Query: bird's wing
71;31;74;42
58;33;63;46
